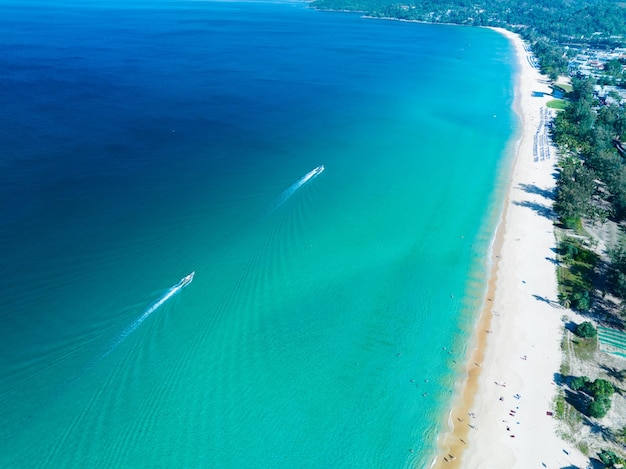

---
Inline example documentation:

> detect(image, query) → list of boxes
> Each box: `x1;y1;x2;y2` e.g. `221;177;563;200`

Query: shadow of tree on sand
513;200;556;220
545;256;560;265
599;363;626;384
553;371;566;385
583;415;617;444
564;321;578;333
532;294;563;308
563;388;590;415
518;183;555;200
584;460;606;469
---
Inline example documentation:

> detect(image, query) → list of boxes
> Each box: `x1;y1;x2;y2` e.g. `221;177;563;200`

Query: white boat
313;165;325;175
179;272;195;287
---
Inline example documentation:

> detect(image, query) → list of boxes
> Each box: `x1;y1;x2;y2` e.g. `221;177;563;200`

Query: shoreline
431;28;589;468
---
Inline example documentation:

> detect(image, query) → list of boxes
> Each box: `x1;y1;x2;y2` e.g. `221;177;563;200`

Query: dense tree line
553;77;626;226
312;0;626;46
552;78;626;306
526;38;570;80
557;237;595;310
609;245;626;299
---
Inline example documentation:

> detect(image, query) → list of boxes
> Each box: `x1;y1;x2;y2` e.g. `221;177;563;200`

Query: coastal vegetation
569;376;615;418
599;449;626;468
551;79;626;463
552;79;626;228
551;79;626;311
557;237;596;311
312;0;626;45
609;244;626;299
571;327;598;361
575;321;598;339
549;78;626;466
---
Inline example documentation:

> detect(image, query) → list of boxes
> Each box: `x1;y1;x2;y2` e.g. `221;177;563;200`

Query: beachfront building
593;84;626;105
568;47;626;81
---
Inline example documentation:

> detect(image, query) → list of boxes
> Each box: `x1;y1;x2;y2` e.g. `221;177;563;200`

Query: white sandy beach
433;29;590;469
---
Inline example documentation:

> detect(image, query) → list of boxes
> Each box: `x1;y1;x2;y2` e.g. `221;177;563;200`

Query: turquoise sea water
0;2;516;467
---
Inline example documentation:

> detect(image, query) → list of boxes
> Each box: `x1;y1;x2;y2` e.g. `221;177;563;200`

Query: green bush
575;321;597;338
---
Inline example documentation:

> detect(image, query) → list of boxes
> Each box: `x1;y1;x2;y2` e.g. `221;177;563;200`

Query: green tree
609;243;626;298
570;375;588;391
616;113;626;141
553;158;596;227
588;395;611;418
604;59;624;78
533;39;568;78
589;378;615;398
586;147;621;187
596;104;621;132
558;293;572;309
572;290;591;311
575;321;597;339
598;448;626;467
567;99;595;147
560;239;579;262
611;172;626;221
570;76;595;102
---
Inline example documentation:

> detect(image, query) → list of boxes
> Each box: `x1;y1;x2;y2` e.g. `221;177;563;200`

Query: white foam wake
271;165;324;211
101;272;194;359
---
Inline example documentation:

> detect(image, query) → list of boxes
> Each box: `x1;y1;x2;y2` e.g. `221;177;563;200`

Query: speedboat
180;271;195;287
313;165;325;175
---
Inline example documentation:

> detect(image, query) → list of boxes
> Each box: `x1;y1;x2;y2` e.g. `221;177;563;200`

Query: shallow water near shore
0;2;516;467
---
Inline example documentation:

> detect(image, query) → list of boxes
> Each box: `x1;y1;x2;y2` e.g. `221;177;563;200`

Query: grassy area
555;324;591;455
572;336;598;361
554;389;584;429
560;217;585;234
555;391;567;419
560;328;571;375
554;83;573;93
547;99;568;110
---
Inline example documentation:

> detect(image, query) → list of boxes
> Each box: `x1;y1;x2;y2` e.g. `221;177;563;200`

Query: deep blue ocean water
0;2;516;467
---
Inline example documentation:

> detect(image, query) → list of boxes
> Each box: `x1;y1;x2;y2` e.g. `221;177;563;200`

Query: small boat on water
179;272;195;287
313;165;325;175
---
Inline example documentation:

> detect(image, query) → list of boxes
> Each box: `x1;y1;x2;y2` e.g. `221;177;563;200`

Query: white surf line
270;164;325;212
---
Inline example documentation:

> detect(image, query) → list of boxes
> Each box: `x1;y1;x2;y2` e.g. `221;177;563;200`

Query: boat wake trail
100;272;195;360
9;272;196;439
271;165;324;212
